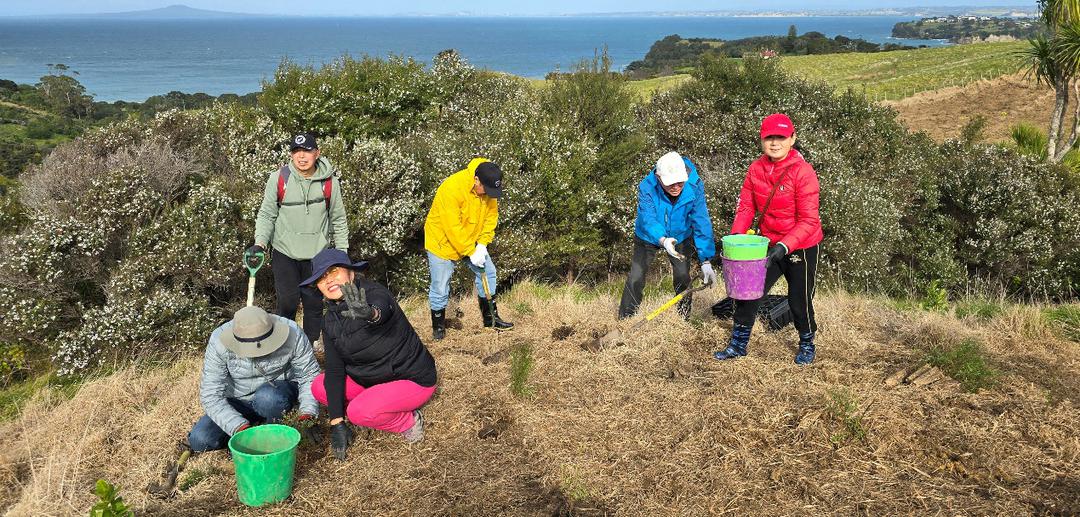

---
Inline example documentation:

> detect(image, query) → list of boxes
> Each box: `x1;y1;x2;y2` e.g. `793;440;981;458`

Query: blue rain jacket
633;157;717;262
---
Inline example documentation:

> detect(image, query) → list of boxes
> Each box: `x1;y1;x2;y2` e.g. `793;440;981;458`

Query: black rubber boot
478;296;514;331
431;309;446;340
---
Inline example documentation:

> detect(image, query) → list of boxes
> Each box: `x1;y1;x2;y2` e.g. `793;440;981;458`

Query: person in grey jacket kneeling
187;305;322;452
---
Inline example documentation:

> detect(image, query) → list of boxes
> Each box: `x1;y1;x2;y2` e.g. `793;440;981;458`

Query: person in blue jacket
619;152;717;319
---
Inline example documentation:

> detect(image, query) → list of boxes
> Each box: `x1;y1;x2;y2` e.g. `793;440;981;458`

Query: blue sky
7;1;1035;16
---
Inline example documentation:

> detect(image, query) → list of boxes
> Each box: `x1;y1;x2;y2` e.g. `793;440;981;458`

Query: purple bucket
721;257;767;300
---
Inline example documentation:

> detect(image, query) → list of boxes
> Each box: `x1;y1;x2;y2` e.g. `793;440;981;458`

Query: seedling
926;338;997;393
509;342;535;398
826;388;869;445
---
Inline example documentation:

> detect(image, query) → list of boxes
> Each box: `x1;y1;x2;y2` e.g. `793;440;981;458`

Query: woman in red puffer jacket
715;113;823;365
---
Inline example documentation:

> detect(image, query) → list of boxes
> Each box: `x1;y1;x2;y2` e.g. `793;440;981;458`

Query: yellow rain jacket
424;158;499;261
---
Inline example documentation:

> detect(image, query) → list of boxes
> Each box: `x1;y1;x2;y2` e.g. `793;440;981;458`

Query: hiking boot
714;323;753;361
431;309;446;340
478;296;514;331
402;410;424;444
795;332;816;365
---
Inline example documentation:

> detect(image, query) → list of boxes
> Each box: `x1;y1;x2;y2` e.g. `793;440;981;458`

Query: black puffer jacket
322;277;437;420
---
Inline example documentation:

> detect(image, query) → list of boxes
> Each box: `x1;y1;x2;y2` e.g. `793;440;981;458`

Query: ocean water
0;16;944;101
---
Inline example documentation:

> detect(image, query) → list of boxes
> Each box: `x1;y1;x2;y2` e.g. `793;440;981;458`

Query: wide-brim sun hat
220;306;291;358
299;248;370;288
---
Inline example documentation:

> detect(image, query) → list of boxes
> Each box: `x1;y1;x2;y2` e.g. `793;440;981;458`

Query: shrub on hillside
4;50;1079;377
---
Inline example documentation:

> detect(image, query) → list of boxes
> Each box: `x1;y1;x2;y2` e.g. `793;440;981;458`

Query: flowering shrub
3;51;1079;378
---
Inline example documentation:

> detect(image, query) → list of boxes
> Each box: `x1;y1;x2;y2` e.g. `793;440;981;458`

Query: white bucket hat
655;151;688;186
220;306;291;358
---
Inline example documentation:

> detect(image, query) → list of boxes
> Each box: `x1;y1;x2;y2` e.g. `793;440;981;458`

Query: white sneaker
402;410;424;444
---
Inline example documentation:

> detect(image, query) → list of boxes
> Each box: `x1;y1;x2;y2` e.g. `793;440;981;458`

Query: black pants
619;236;696;319
734;244;819;334
272;249;324;343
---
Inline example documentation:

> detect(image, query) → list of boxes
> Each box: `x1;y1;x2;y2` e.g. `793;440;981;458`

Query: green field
625;74;693;101
781;41;1028;101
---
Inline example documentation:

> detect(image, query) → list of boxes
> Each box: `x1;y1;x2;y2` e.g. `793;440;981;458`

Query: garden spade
243;249;266;307
590;280;713;351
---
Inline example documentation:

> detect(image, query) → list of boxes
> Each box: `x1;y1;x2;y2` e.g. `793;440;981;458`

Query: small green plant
954;299;1003;321
920;281;949;312
89;479;132;517
509;342;535;398
1044;305;1080;342
825;388;869;445
512;301;534;316
559;465;593;502
926;338;998;392
178;466;224;491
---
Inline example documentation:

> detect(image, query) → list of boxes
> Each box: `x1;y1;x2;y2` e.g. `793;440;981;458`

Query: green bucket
722;234;770;261
228;424;301;507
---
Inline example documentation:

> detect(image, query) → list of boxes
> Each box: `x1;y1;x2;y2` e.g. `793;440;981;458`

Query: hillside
780;41;1027;101
1;283;1077;515
886;73;1055;143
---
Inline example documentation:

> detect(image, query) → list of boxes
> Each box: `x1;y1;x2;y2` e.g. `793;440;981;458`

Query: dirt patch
551;325;575;341
477;415;512;440
887;73;1057;143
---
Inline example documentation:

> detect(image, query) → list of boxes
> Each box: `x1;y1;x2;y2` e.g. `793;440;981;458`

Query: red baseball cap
760;113;795;139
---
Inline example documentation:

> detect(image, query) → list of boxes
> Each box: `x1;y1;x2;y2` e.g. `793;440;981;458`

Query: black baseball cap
475;161;503;198
288;132;318;151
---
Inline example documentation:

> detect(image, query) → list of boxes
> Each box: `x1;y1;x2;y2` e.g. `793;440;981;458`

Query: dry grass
1;281;1078;516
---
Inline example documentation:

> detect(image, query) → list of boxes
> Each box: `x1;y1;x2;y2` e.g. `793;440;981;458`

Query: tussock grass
1;282;1078;515
926;338;998;393
1045;304;1080;342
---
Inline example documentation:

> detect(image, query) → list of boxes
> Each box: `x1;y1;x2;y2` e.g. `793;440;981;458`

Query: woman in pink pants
301;249;437;460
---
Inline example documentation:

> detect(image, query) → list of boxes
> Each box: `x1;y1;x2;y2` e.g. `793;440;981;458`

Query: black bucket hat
299;248;369;288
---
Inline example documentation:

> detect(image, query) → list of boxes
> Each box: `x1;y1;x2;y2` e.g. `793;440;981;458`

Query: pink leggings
311;373;436;434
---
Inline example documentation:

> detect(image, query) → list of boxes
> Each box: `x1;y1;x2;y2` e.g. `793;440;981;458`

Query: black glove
298;416;324;446
340;282;375;321
330;421;355;460
767;242;789;266
244;244;266;268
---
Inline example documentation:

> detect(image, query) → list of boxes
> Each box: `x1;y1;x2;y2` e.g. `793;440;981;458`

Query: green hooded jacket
254;156;349;260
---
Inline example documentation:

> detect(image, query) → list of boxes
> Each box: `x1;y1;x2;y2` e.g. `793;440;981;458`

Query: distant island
892;16;1042;44
25;4;259;19
625;29;916;78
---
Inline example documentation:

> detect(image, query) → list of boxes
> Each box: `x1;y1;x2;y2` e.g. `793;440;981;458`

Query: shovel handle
243;250;266;276
246;276;256;307
644;281;713;321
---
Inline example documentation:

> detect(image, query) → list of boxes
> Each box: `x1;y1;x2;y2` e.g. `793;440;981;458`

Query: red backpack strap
276;165;290;206
322;176;332;211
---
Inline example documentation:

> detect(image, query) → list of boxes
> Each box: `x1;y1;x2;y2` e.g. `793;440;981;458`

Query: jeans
272;249;324;343
733;244;819;335
619;236;696;319
187;381;299;452
427;250;497;310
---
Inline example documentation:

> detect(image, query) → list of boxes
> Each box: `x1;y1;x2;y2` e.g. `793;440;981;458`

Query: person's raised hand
340;283;375;320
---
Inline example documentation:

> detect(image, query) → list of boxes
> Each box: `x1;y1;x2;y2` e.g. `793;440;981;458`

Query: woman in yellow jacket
424;158;513;340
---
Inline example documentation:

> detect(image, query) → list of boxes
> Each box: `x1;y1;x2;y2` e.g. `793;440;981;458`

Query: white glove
701;261;717;286
659;237;681;259
470;243;488;268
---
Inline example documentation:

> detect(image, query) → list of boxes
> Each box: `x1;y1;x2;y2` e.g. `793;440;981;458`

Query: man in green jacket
247;133;349;345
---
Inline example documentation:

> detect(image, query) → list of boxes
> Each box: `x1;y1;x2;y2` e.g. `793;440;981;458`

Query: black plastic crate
711;294;793;331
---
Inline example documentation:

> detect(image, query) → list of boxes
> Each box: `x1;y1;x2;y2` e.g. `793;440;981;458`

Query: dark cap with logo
288;132;318;151
475;161;503;198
